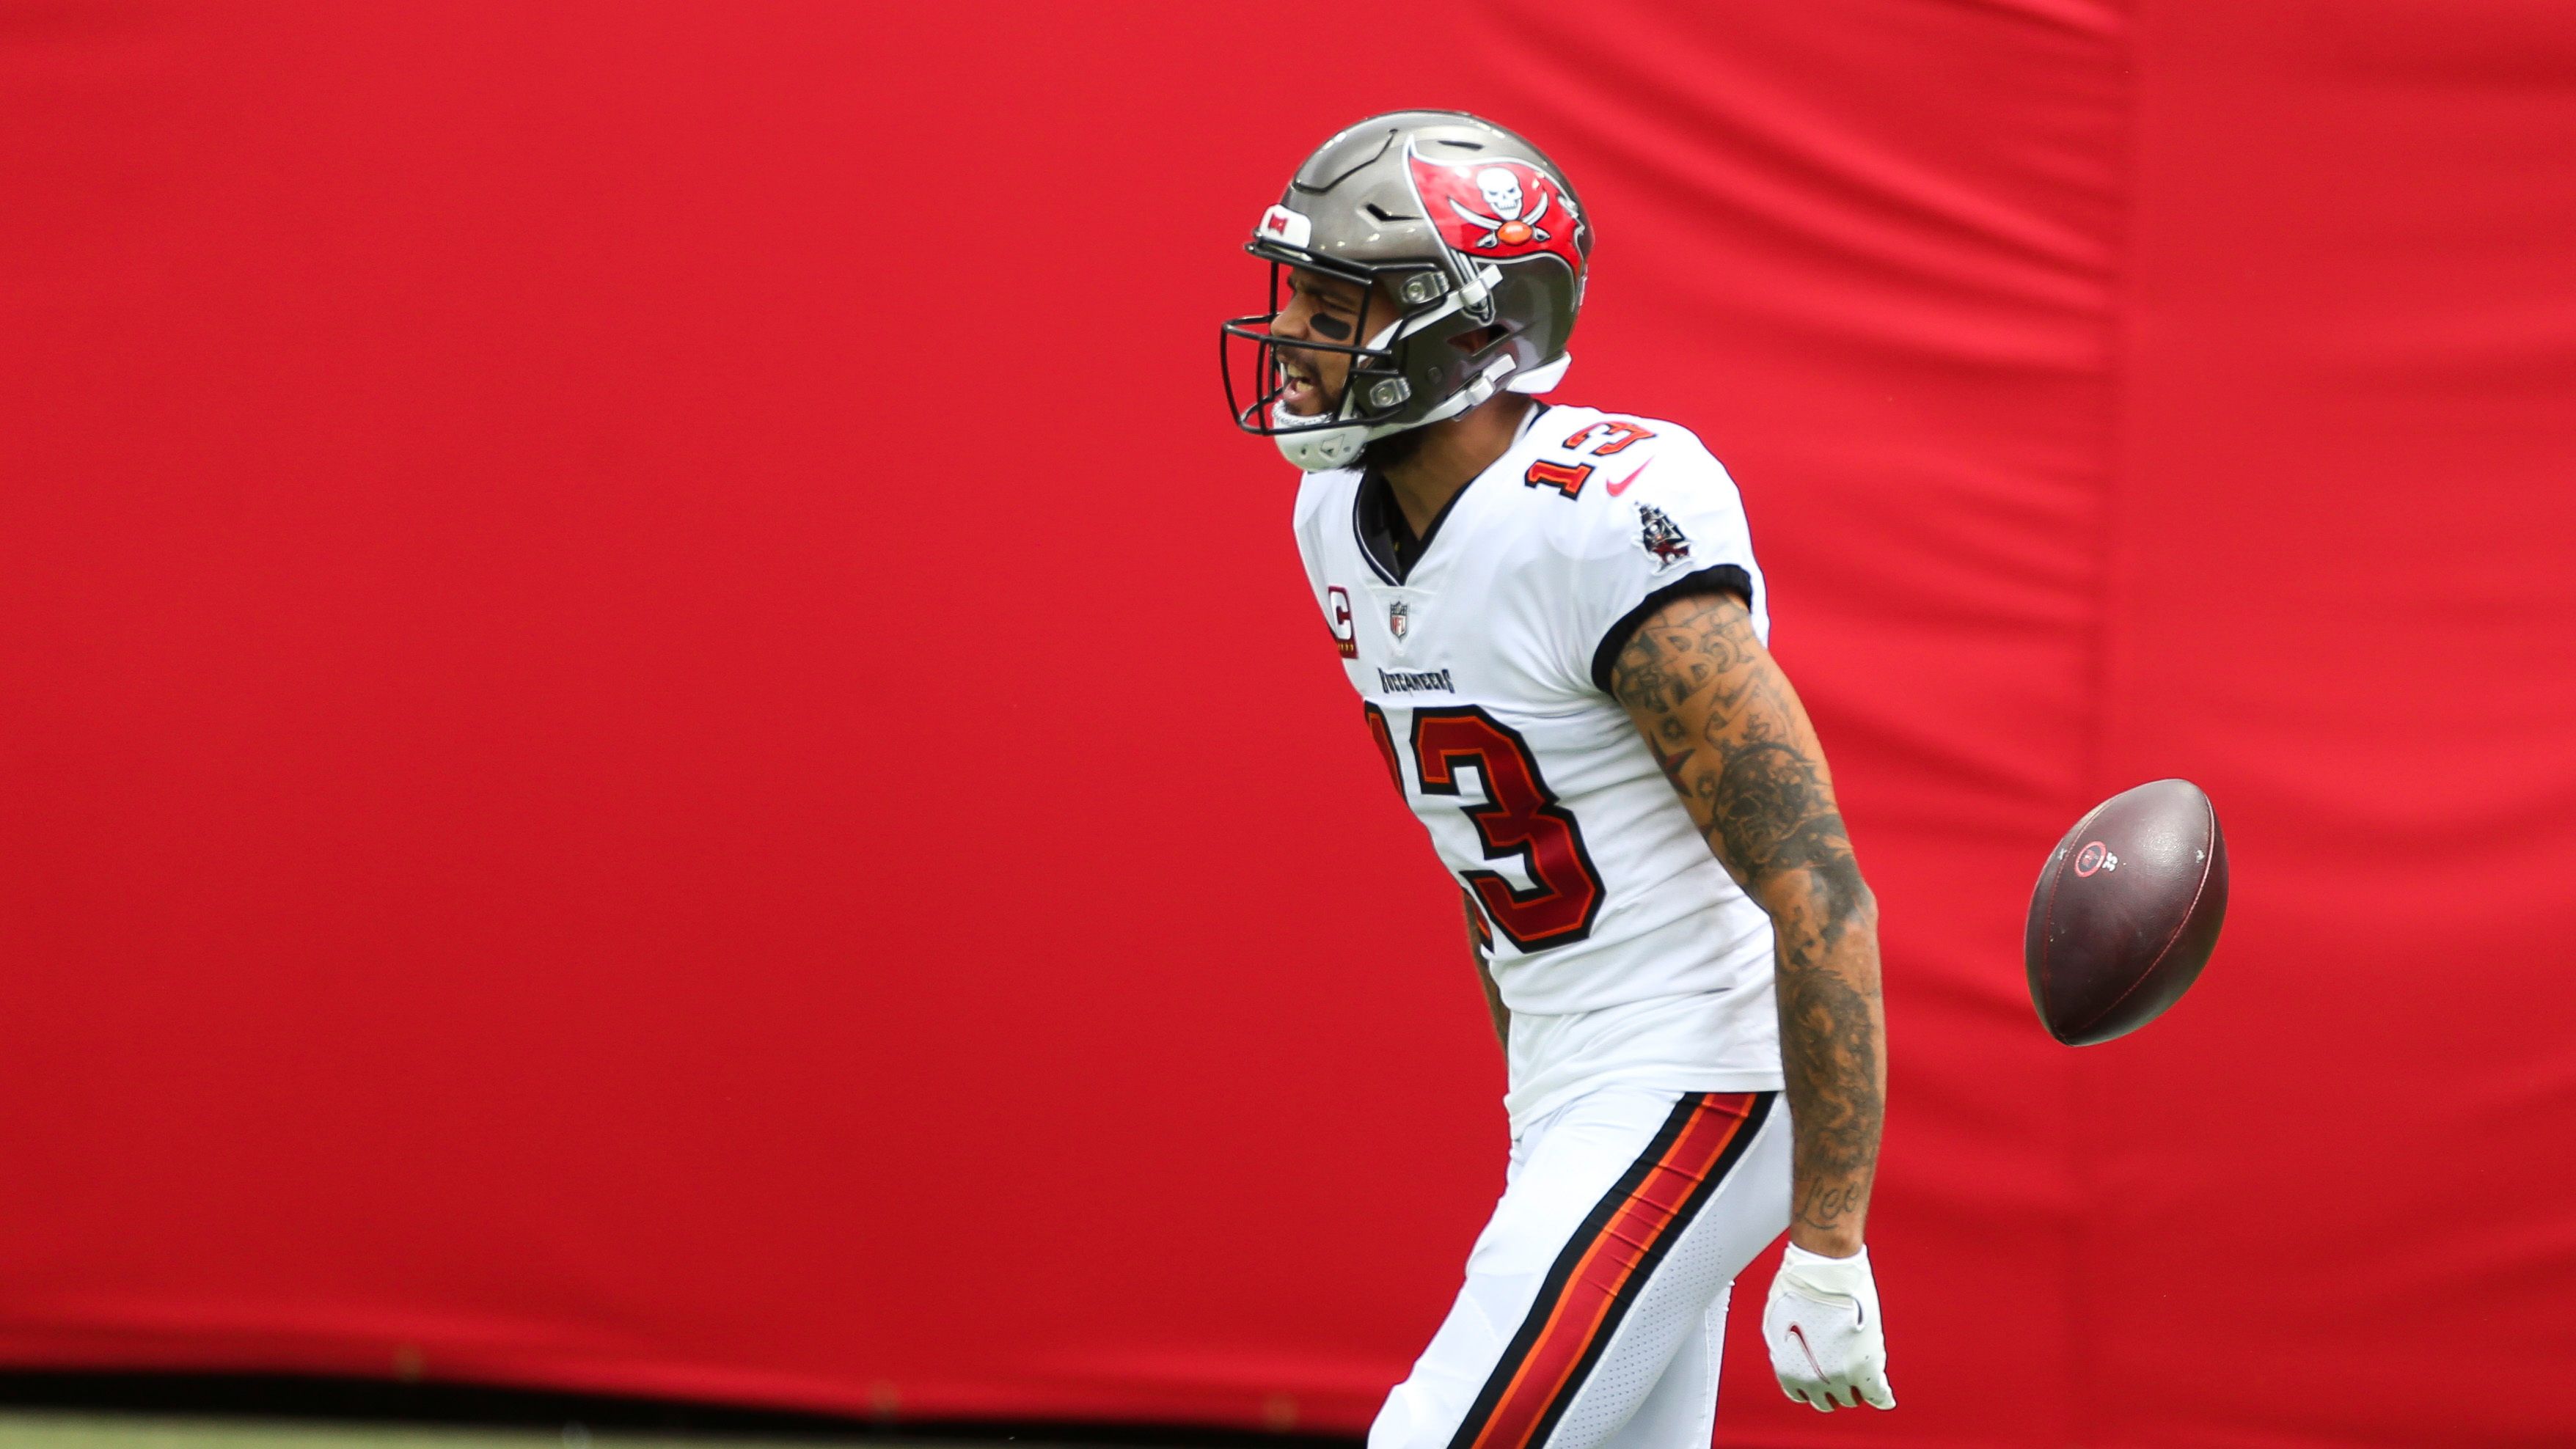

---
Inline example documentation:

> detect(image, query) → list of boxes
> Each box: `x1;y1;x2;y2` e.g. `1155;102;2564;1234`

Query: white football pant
1368;1087;1790;1449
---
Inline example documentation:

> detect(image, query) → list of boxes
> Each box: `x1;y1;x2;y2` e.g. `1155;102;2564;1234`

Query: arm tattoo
1611;593;1887;1246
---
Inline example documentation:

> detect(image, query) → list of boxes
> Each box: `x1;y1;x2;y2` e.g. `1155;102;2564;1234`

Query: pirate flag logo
1405;144;1587;281
1636;502;1692;568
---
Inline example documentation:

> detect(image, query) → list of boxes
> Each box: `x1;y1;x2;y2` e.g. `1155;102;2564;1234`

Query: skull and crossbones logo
1446;166;1554;249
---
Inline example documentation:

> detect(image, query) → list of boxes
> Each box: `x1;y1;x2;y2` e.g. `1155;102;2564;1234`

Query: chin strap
1273;415;1369;472
1272;348;1562;473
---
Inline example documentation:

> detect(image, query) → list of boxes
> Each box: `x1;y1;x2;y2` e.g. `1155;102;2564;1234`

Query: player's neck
1382;394;1535;538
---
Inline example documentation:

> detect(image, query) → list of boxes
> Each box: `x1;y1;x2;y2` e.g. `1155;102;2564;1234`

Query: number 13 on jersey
1366;703;1607;952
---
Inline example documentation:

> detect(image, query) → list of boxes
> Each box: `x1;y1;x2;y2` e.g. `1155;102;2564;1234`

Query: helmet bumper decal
1256;204;1313;249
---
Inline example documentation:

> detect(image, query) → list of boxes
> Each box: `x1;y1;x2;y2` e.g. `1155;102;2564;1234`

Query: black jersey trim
1350;403;1554;587
1587;564;1754;695
1356;466;1478;584
1350;485;1400;586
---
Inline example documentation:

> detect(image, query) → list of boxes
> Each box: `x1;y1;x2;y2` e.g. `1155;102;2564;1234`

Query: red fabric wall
4;4;2572;1445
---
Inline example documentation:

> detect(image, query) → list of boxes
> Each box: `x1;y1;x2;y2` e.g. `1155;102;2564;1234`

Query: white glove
1763;1241;1895;1412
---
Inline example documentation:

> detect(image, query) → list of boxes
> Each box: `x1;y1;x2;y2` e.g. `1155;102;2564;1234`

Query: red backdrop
5;3;2573;1445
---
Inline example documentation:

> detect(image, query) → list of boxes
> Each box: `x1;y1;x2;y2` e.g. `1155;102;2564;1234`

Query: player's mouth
1277;358;1325;416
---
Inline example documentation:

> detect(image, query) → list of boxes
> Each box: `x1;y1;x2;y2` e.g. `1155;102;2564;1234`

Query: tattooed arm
1464;889;1509;1052
1609;590;1885;1256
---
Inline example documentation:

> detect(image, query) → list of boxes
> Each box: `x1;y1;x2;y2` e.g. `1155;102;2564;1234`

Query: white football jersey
1292;404;1787;1128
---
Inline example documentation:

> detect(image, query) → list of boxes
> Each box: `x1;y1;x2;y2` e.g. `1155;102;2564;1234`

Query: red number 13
1405;706;1605;951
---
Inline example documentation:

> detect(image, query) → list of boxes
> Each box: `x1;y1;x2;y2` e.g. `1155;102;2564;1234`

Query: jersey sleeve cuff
1587;563;1755;695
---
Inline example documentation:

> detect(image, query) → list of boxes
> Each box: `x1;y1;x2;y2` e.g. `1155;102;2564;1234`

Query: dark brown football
2024;778;2228;1046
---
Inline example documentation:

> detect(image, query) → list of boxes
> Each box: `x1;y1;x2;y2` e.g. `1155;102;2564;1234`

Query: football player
1222;112;1895;1446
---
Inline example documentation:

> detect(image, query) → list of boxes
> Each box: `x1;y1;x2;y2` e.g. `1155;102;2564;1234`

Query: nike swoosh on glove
1763;1241;1895;1412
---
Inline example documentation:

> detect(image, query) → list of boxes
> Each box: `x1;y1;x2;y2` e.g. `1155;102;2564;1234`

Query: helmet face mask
1220;111;1591;472
1219;248;1471;449
1220;253;1412;439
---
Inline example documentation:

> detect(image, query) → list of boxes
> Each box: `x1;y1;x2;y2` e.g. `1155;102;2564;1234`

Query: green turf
0;1412;958;1449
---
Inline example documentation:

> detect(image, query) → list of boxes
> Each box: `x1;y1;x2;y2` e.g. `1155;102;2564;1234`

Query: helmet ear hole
1449;317;1524;358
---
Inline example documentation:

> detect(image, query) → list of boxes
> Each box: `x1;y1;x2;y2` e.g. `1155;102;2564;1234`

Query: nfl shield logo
1388;600;1410;639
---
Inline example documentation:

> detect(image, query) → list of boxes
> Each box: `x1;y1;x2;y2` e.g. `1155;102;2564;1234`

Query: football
2024;778;2229;1045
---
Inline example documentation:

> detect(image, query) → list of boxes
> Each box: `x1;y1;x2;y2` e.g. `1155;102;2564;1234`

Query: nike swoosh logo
1786;1323;1826;1379
1605;460;1653;496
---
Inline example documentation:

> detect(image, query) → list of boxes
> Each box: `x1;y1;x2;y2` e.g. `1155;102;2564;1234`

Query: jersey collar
1351;403;1551;587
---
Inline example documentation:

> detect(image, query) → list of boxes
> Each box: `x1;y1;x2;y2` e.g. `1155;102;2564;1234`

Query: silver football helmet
1222;110;1592;471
